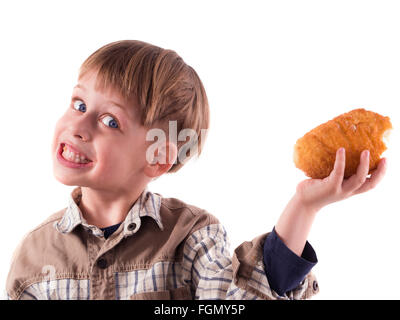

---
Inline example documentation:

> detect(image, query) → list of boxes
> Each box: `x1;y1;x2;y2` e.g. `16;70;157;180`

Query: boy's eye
101;115;119;129
72;98;120;129
73;100;86;112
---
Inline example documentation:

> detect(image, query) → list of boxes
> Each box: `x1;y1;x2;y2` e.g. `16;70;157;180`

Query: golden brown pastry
294;108;392;179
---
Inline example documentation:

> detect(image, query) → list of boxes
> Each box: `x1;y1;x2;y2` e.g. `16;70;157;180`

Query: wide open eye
101;115;119;129
73;100;86;112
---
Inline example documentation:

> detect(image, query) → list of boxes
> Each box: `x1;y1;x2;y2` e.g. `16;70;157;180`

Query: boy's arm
263;148;386;296
182;222;318;300
263;227;317;296
182;149;386;300
276;148;386;257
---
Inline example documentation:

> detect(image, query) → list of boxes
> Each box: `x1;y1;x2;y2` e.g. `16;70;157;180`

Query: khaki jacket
6;187;318;300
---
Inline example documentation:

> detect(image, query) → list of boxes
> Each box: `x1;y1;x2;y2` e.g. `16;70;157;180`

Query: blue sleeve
263;227;318;296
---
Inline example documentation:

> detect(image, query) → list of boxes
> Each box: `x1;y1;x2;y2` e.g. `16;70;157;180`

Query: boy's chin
53;171;86;187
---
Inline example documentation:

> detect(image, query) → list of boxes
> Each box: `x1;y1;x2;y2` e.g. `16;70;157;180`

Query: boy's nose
74;133;88;142
69;117;92;141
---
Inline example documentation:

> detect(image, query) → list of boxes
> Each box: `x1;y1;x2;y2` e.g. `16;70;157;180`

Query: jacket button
97;258;108;269
127;223;136;231
312;280;319;291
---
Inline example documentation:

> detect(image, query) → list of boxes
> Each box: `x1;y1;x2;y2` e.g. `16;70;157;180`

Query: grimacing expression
52;69;150;191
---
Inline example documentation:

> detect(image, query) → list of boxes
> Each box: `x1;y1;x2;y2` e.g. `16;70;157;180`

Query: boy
5;40;386;300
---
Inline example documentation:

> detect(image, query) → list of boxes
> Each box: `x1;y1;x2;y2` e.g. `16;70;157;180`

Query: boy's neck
78;185;147;228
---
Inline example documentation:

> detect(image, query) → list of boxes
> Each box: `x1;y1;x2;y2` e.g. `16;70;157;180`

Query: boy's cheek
52;116;70;146
51;131;61;154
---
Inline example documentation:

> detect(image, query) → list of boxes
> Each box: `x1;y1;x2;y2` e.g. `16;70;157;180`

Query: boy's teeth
62;145;90;164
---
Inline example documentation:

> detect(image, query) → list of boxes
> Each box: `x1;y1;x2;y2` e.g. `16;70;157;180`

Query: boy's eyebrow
74;84;85;90
74;84;127;110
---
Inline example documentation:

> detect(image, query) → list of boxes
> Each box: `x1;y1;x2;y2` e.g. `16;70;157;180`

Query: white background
1;0;399;299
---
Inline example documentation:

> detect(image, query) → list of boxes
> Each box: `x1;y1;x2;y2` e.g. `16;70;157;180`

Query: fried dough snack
294;108;392;179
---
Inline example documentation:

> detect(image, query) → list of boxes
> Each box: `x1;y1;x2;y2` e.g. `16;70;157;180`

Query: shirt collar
54;186;163;236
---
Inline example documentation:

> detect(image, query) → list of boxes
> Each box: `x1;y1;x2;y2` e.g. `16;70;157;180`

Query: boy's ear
144;141;178;178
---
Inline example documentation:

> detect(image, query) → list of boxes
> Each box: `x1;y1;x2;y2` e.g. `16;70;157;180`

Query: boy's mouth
59;143;93;164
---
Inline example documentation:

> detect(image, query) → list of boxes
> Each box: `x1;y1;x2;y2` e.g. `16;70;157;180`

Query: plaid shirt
5;187;318;300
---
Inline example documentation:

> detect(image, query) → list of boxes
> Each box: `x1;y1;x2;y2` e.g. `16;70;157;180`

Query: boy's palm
295;148;387;212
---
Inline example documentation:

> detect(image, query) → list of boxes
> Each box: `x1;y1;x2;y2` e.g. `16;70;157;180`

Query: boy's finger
353;158;387;195
342;150;370;193
328;148;346;185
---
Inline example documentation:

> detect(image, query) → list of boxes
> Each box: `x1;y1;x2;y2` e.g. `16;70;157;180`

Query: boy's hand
275;147;386;257
295;148;387;213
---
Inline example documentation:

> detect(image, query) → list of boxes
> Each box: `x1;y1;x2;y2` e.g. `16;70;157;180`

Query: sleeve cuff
263;226;318;296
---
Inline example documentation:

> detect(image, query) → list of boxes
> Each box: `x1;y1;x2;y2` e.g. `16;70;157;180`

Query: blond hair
79;40;209;172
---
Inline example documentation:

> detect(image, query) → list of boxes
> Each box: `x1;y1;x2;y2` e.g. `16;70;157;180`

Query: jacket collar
54;186;163;237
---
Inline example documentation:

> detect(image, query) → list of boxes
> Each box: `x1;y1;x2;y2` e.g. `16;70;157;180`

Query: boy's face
51;69;151;192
